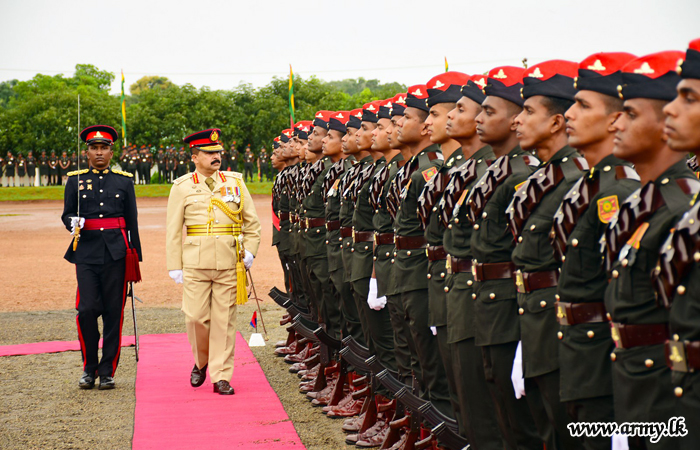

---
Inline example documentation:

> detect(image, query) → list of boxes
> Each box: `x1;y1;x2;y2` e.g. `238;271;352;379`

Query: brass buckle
610;323;623;349
446;256;453;274
555;301;569;326
667;341;689;372
471;260;478;280
514;270;526;293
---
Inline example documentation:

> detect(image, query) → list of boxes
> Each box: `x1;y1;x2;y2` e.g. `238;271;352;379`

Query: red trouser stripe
111;268;128;376
75;281;88;371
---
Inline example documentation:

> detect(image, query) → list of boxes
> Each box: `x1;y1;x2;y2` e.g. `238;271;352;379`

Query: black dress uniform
61;125;142;385
244;148;255;182
27;154;36;185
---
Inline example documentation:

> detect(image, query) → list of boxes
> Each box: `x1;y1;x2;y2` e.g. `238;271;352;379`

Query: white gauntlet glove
367;278;387;310
511;340;526;399
243;250;254;270
169;270;183;284
70;217;85;235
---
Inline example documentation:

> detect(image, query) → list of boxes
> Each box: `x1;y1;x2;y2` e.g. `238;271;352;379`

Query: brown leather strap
665;340;700;372
299;219;307;230
325;220;341;231
610;322;668;349
473;262;514;281
514;270;559;293
290;214;299;224
374;232;394;246
340;227;353;238
353;230;374;243
394;235;427;250
279;212;290;221
306;217;326;229
447;255;473;274
555;301;608;326
426;245;447;261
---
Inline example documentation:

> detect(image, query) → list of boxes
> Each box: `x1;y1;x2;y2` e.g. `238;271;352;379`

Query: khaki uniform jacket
166;170;261;271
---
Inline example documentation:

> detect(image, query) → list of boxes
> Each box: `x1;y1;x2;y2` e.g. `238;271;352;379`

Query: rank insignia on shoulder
67;169;89;177
113;169;134;178
514;181;526;191
422;167;438;183
597;195;619;223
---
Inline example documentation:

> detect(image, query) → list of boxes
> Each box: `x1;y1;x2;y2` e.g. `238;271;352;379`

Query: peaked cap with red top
484;66;526;106
294;120;314;140
329;111;350;133
183;128;224;152
619;51;685;101
405;84;430;112
347;108;364;129
81;125;119;145
390;93;407;116
426;72;471;107
312;111;334;129
362;101;383;123
461;74;488;106
280;128;294;143
522;60;579;101
575;52;637;97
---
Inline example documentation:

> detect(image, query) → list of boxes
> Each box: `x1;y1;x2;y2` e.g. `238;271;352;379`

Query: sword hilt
72;226;81;251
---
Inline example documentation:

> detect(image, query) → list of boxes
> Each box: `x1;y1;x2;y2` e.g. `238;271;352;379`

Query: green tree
130;75;173;96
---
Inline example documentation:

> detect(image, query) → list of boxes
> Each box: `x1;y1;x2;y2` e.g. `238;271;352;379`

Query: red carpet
0;336;136;357
132;333;305;450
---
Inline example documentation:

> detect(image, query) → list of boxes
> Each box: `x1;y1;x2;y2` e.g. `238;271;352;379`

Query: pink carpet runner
132;333;305;450
0;336;136;357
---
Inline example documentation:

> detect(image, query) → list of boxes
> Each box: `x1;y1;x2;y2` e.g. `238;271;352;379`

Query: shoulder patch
422;167;438;183
173;173;192;185
67;169;89;177
597;195;619;224
112;169;134;178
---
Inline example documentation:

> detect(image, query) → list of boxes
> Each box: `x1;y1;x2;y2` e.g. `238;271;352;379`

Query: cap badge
316;112;323;118
493;69;507;79
95;131;103;138
529;68;544;78
396;95;406;104
474;78;487;88
335;113;344;119
633;62;655;75
210;130;219;141
355;111;362;117
411;88;423;96
368;105;376;111
433;80;445;89
587;60;607;71
676;58;684;75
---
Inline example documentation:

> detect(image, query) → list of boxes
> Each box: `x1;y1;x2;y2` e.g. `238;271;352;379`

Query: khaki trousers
182;268;238;383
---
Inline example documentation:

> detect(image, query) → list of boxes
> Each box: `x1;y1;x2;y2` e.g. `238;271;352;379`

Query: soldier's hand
243;250;254;269
367;278;387;310
169;270;183;284
70;217;85;235
511;340;526;399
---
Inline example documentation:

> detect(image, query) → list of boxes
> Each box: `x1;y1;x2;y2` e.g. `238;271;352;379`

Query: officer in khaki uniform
166;128;261;396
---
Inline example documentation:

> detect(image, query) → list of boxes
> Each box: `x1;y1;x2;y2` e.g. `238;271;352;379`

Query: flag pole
288;64;295;128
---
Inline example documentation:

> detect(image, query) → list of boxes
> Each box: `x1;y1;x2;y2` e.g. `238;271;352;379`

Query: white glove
430;326;437;336
244;250;254;269
612;434;629;450
169;270;183;284
511;340;526;399
70;216;85;235
367;278;387;310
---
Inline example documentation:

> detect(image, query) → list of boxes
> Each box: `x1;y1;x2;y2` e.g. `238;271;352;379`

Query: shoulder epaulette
173;173;191;185
67;169;89;177
223;171;243;179
112;169;134;178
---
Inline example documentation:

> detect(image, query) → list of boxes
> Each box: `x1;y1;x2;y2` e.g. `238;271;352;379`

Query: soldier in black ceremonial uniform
39;150;49;186
258;147;270;182
156;147;166;183
553;52;639;450
244;145;255;182
17;154;26;186
70;151;78;172
59;150;70;184
604;51;695;450
467;66;544;450
61;125;142;390
177;148;189;178
509;60;586;450
26;150;36;186
5;151;16;186
655;38;700;450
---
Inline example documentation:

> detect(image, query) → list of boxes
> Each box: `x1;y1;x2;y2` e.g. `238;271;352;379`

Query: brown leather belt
353;229;374;243
665;340;700;372
299;219;307;230
340;227;353;239
326;220;341;231
473;261;514;281
290;214;299;224
394;235;427;250
426;245;447;261
306;217;326;229
610;322;669;349
447;255;472;274
374;232;394;246
555;301;608;326
513;269;559;293
279;212;290;221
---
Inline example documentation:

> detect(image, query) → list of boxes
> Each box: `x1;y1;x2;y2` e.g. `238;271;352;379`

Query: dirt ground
0;195;349;450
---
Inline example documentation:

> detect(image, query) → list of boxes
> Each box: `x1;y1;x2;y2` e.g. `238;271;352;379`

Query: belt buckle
514;270;526;293
446;256;453;274
471;260;478;280
667;341;689;372
352;228;356;241
305;218;310;228
394;235;399;246
555;301;569;326
374;233;379;246
610;323;623;349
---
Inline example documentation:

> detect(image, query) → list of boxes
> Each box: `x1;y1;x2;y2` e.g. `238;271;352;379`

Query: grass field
0;181;273;202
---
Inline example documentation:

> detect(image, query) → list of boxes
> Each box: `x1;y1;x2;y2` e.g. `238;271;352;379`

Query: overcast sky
1;0;699;96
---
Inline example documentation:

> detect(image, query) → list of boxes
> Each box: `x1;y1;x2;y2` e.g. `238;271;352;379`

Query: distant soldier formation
267;39;700;450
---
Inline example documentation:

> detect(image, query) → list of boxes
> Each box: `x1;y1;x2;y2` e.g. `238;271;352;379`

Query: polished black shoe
190;364;208;387
79;371;96;389
98;376;115;390
213;380;235;395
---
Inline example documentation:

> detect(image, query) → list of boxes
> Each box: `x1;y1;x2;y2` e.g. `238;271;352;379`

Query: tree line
0;65;405;156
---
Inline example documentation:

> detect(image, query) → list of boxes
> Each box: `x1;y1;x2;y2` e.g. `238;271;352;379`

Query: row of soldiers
267;38;700;450
0;149;88;186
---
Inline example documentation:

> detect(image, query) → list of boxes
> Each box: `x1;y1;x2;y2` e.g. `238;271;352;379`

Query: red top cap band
273;136;280;143
330;111;350;125
487;66;525;87
80;125;118;144
426;71;471;91
579;52;637;76
524;60;578;81
183;128;223;149
350;108;363;118
294;120;313;132
363;101;382;113
313;111;334;122
621;51;685;79
392;93;407;105
282;129;294;138
470;74;488;90
406;84;429;99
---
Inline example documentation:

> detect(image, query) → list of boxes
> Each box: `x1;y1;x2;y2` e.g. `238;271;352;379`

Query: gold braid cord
208;178;248;305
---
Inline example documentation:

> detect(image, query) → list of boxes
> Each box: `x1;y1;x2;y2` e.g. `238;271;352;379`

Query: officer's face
372;118;392;151
426;103;455;144
514;96;559;151
192;150;222;173
87;143;113;169
342;127;360;154
397;107;428;144
446;98;479;140
565;90;619;151
357;122;376;151
308;126;327;153
664;79;700;154
475;96;520;145
323;130;343;158
612;98;668;164
390;116;403;149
